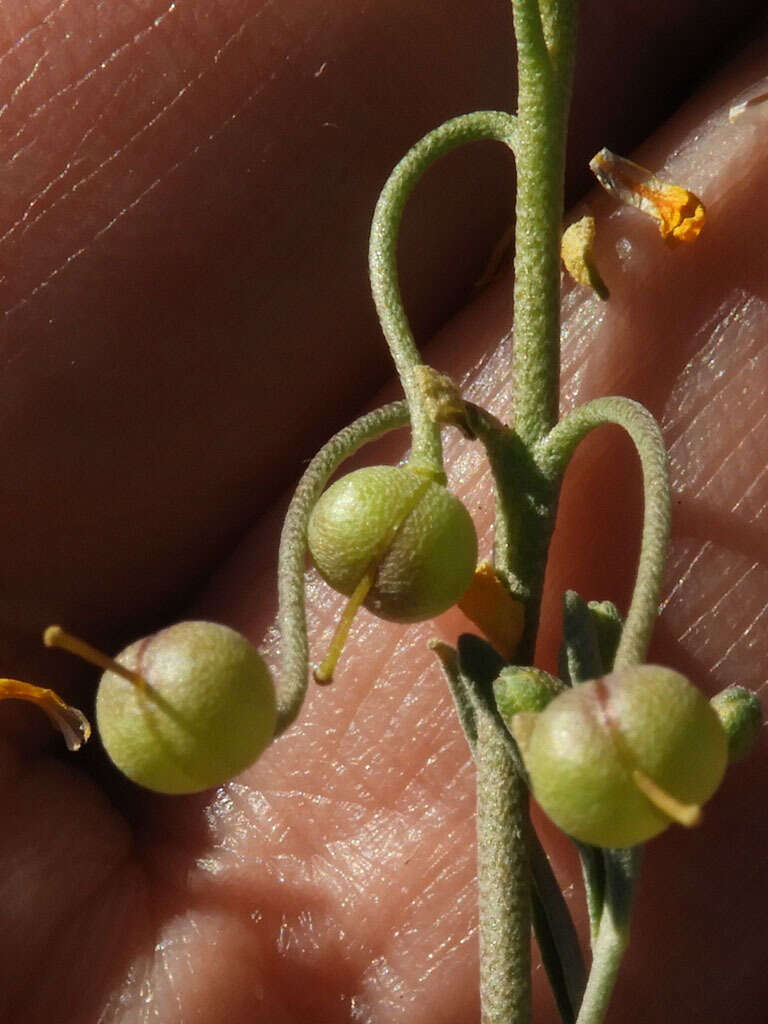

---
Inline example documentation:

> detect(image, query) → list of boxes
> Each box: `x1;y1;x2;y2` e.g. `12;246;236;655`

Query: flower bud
710;686;762;762
494;666;563;721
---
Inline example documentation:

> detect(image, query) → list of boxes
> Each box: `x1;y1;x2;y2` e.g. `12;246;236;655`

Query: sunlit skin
0;2;766;1021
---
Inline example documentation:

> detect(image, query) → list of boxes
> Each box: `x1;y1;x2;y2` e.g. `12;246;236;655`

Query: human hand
0;2;765;1020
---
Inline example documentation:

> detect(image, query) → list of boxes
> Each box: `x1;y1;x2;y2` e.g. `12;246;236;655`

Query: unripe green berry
308;465;477;623
513;665;728;848
96;621;277;795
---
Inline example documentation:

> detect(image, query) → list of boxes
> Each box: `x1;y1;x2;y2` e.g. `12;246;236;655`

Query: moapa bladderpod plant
10;1;758;1022
263;3;759;1020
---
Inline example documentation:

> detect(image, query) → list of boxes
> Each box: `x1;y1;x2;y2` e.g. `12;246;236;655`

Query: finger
186;31;768;1023
5;24;766;1024
0;0;764;677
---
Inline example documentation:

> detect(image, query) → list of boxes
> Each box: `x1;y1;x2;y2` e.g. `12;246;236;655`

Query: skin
0;2;766;1021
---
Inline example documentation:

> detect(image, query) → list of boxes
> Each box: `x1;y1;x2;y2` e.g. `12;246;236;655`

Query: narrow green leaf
428;639;477;756
560;590;603;685
457;634;587;1021
587;600;624;675
528;827;587;1023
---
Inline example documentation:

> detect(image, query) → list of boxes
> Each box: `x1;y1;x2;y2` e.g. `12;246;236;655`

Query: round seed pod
308;465;477;623
512;665;728;848
96;621;277;795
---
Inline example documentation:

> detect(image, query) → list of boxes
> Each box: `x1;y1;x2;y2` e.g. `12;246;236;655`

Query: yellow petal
458;562;524;661
589;148;705;245
0;678;91;751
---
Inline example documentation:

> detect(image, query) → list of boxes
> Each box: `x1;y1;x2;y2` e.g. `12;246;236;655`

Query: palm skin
0;2;766;1021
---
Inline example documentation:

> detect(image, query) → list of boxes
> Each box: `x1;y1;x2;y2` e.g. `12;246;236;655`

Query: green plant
28;1;760;1020
264;2;760;1020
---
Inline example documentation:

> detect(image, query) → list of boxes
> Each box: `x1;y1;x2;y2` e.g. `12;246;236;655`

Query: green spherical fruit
308;465;477;623
96;621;277;795
515;665;728;848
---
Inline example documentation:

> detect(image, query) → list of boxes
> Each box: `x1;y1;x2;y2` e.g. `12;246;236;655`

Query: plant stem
432;635;534;1022
510;0;577;448
455;7;579;1020
575;848;640;1024
574;906;627;1024
275;401;409;733
476;701;531;1023
536;396;670;670
464;404;557;658
369;111;516;479
481;0;578;657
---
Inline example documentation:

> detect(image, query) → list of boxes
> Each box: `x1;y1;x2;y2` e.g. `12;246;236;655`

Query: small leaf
456;633;524;775
586;600;624;676
559;590;603;685
528;827;587;1023
428;639;477;755
457;632;507;691
710;686;762;762
602;846;641;933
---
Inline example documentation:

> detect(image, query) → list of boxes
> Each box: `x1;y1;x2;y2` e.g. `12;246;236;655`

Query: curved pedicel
536;396;671;670
369;110;517;479
275;400;409;734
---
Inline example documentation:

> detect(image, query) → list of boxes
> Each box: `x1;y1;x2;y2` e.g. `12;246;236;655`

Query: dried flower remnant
0;677;91;751
589;148;705;245
413;363;468;433
458;561;524;661
561;215;609;299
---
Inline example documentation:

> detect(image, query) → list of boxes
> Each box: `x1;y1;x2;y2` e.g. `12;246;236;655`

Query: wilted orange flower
590;148;705;245
458;562;524;661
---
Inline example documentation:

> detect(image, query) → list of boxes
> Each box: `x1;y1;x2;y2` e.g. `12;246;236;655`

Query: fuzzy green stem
369;111;517;478
536;397;670;669
575;848;639;1024
511;0;578;446
463;402;557;658
575;907;627;1024
469;0;578;657
476;704;531;1023
275;401;408;733
433;636;586;1018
